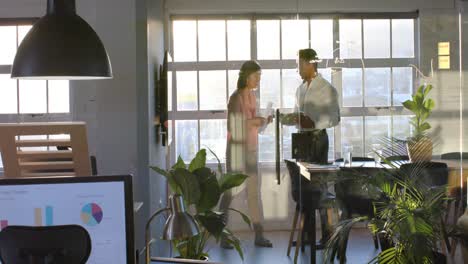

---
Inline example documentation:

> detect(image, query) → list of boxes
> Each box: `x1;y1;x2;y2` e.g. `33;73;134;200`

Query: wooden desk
295;159;467;264
298;160;467;187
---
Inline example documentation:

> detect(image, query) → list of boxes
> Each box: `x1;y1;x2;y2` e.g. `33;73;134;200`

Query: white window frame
0;18;73;172
167;12;418;163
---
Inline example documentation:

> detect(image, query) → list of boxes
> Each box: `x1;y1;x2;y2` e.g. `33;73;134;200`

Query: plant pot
406;137;433;162
175;256;209;261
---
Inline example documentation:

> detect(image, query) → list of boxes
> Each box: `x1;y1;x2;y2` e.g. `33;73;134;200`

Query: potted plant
402;84;435;162
325;157;450;264
150;149;251;260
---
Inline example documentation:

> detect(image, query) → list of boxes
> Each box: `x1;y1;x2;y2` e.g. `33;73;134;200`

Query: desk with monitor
0;175;135;264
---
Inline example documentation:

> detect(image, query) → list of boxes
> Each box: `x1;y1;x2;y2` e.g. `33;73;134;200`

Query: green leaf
194;168;221;212
423;84;432;97
417;85;425;95
419;122;431;132
173;156;186;170
420;111;430;122
402;100;416;112
228;208;252;228
150;165;169;177
414;93;423;106
196;211;226;239
424;98;435;111
150;166;180;193
221;229;244;260
206;147;223;176
219;173;248;192
172;168;201;205
189;149;206;172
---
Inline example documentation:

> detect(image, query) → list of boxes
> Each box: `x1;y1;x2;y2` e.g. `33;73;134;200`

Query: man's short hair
299;48;320;62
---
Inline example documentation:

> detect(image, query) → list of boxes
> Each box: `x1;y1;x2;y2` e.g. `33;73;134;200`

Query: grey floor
205;229;464;264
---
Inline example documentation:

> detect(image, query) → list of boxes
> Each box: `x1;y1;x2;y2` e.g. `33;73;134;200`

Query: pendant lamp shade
11;0;112;80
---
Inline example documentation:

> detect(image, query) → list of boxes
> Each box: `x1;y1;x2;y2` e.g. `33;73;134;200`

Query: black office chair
334;157;380;252
399;161;457;250
285;160;337;264
384;155;409;162
399;161;449;187
441;152;468;160
0;225;91;264
440;152;468;254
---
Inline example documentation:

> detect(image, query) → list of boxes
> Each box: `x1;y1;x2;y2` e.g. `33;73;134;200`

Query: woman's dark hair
237;60;261;89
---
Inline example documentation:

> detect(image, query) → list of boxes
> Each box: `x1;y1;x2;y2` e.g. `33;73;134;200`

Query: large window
0;20;71;169
169;14;417;163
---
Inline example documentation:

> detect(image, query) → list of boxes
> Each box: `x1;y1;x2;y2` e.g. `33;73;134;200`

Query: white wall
166;0;455;14
146;0;171;258
0;0;154;257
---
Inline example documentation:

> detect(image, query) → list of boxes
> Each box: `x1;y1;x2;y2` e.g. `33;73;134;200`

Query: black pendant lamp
11;0;112;80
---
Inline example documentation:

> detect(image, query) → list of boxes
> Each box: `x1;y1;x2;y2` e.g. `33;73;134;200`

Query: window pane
18;25;32;46
310;19;333;59
258;123;275;162
392;67;413;106
257;20;280;60
168;71;173;111
281;69;301;109
393;115;412;140
227;70;238;99
339;19;362;59
48;80;70;113
365;116;391;154
173;21;197;62
327;127;335;161
342;68;363;107
0;74;17;114
281;19;309;60
227;20;250;61
318;68;332;83
200;119;227;162
198;20;226;61
199;70;226;110
260;69;281;109
363;19;390;58
0;26;17;65
18;135;48;151
176;71;198;111
364;68;391;106
341;117;364;157
176;120;199;162
19;80;47;114
392;19;414;58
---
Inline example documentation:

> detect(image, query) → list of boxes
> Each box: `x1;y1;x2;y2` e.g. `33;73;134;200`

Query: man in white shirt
282;48;340;163
282;48;340;244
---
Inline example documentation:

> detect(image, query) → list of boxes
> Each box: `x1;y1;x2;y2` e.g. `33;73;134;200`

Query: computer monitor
0;175;135;264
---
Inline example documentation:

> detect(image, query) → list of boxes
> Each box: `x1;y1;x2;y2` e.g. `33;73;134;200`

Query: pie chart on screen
81;203;103;226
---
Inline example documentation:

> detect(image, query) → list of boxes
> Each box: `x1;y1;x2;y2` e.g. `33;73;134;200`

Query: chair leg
302;212;309;252
450;199;462;256
327;208;334;226
294;212;305;264
287;209;299;257
445;200;452;224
